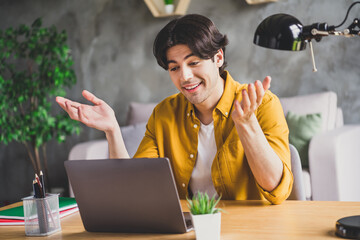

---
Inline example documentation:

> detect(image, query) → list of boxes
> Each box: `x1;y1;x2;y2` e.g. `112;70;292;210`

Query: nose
180;66;193;82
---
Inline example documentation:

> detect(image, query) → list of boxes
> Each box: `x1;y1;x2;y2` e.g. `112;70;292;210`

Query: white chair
280;91;360;201
288;144;306;200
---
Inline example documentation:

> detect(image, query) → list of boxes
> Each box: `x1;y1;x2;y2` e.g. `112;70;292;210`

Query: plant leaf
31;18;42;28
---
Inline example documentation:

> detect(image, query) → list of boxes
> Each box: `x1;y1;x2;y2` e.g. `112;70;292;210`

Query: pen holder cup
22;194;61;236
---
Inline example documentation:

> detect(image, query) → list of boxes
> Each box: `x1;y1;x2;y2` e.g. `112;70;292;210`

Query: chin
186;96;206;105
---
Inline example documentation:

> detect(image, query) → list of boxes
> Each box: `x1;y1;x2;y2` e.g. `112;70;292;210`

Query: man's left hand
231;76;271;125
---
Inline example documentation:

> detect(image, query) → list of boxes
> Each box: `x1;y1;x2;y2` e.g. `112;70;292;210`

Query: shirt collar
184;95;196;118
215;71;238;118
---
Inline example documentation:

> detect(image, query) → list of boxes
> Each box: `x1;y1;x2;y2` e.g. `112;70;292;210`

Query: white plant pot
191;212;221;240
164;4;174;14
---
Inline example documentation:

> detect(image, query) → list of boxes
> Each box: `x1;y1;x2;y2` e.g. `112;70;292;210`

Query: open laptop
64;158;193;233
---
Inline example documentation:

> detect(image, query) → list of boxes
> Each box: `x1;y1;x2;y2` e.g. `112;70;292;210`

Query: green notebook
0;197;77;220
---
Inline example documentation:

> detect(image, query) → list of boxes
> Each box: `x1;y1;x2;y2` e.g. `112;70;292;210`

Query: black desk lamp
253;1;360;72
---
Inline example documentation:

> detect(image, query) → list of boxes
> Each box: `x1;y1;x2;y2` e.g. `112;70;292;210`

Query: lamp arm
303;2;360;40
303;18;360;40
303;17;359;73
345;18;360;36
324;18;359;37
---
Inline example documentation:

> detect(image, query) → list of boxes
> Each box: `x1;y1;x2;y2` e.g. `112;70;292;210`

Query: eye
189;61;199;66
169;66;179;72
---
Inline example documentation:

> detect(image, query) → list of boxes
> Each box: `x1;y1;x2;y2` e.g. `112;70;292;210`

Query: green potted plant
164;0;174;14
187;192;223;240
0;18;80;190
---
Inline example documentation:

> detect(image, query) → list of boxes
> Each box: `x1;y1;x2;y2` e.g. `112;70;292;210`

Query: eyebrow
167;53;195;65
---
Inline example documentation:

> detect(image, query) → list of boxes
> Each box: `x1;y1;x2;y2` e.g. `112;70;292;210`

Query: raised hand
231;76;271;126
56;90;118;133
231;76;284;193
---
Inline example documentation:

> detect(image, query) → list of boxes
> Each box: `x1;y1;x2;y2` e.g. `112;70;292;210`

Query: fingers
65;101;80;121
262;76;271;91
249;76;271;107
55;96;67;110
82;90;102;105
240;83;258;115
255;80;264;106
56;96;76;113
56;96;81;109
247;83;257;112
56;96;82;121
240;88;249;112
77;105;90;126
232;99;244;118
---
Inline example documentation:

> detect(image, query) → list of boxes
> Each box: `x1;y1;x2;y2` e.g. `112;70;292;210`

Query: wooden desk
2;200;359;239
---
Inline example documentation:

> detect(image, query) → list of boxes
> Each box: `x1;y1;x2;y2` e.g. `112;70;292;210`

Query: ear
215;49;224;68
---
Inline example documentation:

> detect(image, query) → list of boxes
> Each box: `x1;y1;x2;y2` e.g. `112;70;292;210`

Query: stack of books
0;197;78;226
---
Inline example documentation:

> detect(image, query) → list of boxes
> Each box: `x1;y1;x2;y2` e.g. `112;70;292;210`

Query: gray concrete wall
0;0;359;203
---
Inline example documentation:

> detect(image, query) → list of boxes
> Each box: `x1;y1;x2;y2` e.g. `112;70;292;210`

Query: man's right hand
56;90;118;134
57;90;130;159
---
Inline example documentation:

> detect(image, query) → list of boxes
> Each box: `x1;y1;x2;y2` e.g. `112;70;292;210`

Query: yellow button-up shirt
134;71;293;204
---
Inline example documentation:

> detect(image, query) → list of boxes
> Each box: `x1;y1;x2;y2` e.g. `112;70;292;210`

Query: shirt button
187;113;190;117
225;112;228;116
182;183;186;188
190;154;194;159
193;124;198;129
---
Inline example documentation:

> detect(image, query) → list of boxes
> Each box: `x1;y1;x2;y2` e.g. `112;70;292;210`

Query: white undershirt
189;121;218;198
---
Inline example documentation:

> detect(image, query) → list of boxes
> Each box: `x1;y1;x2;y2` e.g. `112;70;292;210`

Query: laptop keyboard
183;212;194;229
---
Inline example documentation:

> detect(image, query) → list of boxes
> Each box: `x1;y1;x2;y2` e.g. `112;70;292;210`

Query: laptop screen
65;158;192;233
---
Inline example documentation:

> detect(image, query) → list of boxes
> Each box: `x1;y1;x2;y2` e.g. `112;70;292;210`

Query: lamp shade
253;14;306;51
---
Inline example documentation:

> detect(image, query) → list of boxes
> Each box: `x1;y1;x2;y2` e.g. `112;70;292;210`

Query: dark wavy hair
153;14;229;75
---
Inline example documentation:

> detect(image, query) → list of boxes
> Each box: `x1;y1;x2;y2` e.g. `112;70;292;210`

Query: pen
33;180;40;198
39;171;46;197
35;174;44;198
33;173;52;233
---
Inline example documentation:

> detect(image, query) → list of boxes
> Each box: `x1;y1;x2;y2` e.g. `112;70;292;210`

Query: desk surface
1;200;359;239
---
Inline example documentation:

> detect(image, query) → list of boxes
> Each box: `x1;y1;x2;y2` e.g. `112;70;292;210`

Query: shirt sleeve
133;109;160;158
255;91;294;204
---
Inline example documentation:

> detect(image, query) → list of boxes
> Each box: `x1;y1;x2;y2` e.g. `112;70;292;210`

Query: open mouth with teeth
183;82;202;93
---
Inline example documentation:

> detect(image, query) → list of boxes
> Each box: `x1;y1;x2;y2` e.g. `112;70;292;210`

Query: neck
194;107;213;125
194;76;225;125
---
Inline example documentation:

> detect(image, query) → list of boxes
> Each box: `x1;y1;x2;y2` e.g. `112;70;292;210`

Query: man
56;14;293;205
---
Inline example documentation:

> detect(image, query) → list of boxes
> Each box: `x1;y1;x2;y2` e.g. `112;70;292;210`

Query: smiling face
166;44;225;110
